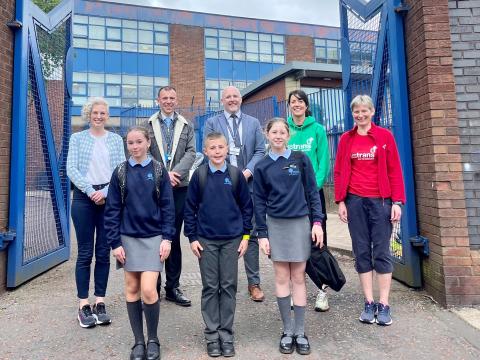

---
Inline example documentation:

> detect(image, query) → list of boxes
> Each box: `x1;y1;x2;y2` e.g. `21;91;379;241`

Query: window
106;27;121;41
106;85;120;97
315;38;341;64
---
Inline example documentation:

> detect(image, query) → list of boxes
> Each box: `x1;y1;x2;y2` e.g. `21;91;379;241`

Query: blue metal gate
340;0;425;287
6;0;73;287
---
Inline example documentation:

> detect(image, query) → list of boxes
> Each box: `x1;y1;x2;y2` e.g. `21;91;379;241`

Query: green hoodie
287;116;330;189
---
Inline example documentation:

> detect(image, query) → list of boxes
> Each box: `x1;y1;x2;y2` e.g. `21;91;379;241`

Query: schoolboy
184;132;253;357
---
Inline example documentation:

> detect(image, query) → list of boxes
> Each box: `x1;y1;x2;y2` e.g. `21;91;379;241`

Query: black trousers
305;188;328;290
164;186;188;290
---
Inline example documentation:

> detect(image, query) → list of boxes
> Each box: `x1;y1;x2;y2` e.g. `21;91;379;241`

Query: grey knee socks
293;305;306;337
276;295;293;335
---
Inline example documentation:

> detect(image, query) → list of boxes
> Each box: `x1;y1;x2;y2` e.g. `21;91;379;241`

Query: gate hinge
409;235;429;257
0;230;16;251
394;4;411;15
7;20;22;30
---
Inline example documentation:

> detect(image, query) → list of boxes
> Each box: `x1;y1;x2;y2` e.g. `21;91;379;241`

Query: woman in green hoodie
287;89;331;312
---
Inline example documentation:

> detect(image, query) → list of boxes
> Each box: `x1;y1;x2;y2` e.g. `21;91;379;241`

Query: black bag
306;245;346;292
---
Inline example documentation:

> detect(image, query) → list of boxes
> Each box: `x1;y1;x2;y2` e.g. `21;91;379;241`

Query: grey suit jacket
203;112;265;176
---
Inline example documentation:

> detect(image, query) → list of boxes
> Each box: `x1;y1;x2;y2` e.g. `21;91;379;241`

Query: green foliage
33;0;62;13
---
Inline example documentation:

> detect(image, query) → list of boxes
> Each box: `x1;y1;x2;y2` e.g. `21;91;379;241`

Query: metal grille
22;19;70;264
345;8;381;96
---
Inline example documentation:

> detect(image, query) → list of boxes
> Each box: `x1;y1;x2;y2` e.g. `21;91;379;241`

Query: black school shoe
146;338;160;360
206;340;222;357
294;334;311;355
165;288;191;307
130;342;146;360
221;341;235;357
279;333;294;354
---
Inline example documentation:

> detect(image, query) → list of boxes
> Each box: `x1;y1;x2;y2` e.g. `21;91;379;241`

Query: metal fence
120;87;345;184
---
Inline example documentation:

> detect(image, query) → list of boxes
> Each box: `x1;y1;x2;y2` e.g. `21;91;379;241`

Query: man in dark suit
141;86;196;306
203;86;266;302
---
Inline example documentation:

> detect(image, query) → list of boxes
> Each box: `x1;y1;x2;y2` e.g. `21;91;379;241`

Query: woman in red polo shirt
334;94;405;326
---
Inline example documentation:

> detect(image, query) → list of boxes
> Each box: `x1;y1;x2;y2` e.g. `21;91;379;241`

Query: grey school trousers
198;236;241;343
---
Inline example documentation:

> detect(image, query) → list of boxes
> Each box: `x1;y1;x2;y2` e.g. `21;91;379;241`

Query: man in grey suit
203;85;266;302
141;86;196;306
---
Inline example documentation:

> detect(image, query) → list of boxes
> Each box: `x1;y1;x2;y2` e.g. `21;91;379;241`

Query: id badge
229;144;241;156
166;153;172;161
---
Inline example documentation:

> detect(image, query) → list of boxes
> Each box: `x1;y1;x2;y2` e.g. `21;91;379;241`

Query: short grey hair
81;97;110;123
350;95;374;112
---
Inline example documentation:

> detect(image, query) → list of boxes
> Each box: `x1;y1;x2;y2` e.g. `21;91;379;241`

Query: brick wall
243;78;286;104
0;0;15;292
448;0;480;247
405;0;480;306
169;25;205;113
286;35;314;62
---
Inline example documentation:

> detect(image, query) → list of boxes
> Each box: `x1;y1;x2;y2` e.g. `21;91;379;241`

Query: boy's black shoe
146;338;160;360
206;341;222;357
130;342;146;360
92;302;112;325
165;288;191;306
78;304;96;328
221;341;235;357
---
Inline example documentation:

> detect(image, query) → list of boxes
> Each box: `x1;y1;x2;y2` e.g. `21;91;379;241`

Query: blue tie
165;117;172;127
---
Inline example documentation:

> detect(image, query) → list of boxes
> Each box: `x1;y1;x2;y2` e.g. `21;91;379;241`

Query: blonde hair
350;95;374;112
265;117;290;134
203;132;227;149
81;97;110;123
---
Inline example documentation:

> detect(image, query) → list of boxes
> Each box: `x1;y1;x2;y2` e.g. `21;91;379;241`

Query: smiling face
352;104;374;129
204;136;228;168
266;120;290;152
157;88;178;117
89;104;108;130
221;86;242;115
127;129;150;163
288;94;308;119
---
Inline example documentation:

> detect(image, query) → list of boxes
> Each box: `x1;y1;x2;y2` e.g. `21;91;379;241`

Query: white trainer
315;289;330;312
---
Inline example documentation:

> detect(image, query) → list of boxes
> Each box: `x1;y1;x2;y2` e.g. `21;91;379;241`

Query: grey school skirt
266;215;311;262
117;234;164;272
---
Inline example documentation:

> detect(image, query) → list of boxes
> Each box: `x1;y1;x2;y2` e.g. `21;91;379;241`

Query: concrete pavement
1;215;480;359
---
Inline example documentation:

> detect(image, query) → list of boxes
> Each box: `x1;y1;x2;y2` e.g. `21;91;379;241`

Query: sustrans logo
351;146;377;160
289;137;314;152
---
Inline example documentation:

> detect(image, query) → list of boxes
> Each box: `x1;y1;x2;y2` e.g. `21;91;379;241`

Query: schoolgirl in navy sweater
254;118;323;356
104;126;175;360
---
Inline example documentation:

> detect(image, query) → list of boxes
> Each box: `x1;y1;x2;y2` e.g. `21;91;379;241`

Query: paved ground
1;215;480;359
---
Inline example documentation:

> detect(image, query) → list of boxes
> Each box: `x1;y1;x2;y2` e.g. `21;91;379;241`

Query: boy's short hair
204;132;227;148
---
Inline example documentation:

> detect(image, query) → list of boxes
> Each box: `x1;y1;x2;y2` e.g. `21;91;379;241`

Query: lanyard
160;116;175;160
224;114;242;145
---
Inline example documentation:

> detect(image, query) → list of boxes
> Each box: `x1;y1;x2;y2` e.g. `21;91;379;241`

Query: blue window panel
246;61;259;81
259;62;273;77
205;59;219;78
88;50;105;72
71;106;82;116
232;60;246;81
73;49;88;72
153;55;169;77
218;60;233;79
138;54;154;76
122;52;138;74
105;51;122;73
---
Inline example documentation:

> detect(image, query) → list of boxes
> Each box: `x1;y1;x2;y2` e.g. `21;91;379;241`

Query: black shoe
146;338;160;360
206;341;222;357
221;341;235;357
294;334;311;355
165;288;191;307
130;341;146;360
279;333;294;354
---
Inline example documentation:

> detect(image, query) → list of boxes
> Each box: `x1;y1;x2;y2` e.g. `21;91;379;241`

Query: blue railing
119;87;346;183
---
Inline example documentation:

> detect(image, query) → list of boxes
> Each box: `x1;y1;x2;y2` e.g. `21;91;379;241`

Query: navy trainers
359;301;376;324
78;304;96;328
376;303;393;326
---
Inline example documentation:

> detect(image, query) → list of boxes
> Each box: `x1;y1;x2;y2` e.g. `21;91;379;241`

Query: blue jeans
71;188;110;299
